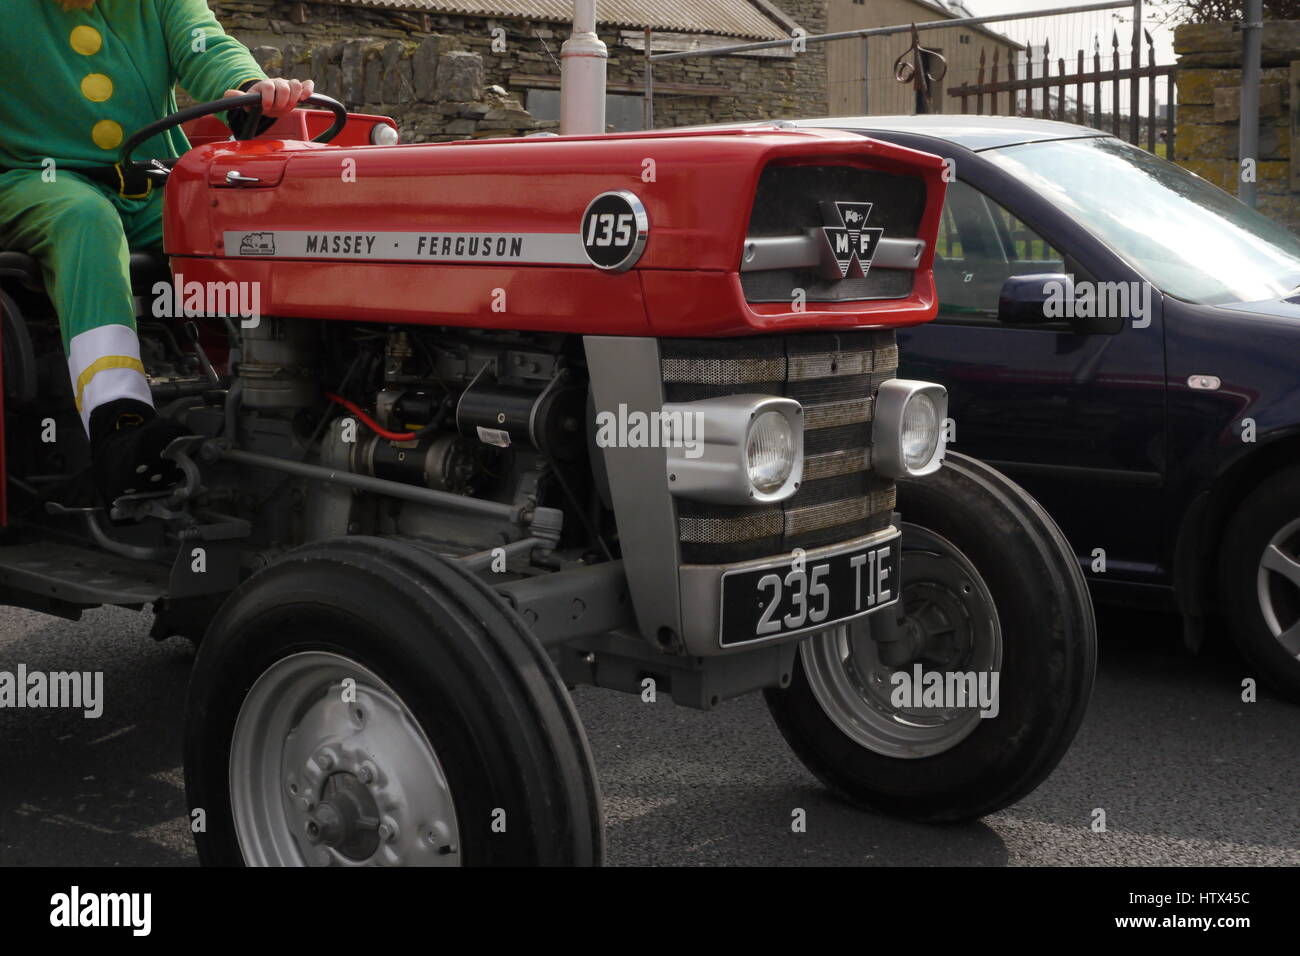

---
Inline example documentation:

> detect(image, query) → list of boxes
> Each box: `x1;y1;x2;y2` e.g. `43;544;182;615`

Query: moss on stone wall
1174;21;1298;232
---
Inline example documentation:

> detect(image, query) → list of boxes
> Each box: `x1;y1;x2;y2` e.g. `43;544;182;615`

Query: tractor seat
0;249;171;295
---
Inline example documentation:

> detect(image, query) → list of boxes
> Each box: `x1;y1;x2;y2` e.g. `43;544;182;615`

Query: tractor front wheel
765;452;1096;823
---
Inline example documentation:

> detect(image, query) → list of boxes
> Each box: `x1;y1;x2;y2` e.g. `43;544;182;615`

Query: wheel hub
900;578;973;671
801;523;1002;759
305;772;381;860
1257;516;1300;659
229;651;461;866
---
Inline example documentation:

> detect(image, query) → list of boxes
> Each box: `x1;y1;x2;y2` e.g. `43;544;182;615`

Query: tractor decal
223;229;590;264
238;232;276;256
819;201;884;280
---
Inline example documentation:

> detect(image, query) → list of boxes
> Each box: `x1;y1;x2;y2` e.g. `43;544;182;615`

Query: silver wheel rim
801;523;1002;759
1256;516;1300;660
230;651;461;866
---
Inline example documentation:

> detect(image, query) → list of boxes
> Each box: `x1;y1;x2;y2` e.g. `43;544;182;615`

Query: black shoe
89;399;190;503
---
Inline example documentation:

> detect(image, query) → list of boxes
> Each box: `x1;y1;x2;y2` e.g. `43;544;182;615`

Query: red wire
323;392;419;442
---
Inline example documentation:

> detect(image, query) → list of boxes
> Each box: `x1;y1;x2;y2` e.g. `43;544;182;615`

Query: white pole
560;0;608;135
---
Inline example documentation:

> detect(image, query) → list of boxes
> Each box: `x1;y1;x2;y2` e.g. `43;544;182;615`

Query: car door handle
224;170;262;186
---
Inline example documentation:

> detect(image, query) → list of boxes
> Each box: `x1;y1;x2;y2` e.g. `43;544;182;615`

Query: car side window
933;181;1081;324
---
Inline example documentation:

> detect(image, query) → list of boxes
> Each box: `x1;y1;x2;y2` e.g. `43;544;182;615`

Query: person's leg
0;171;183;500
121;188;164;252
0;170;152;430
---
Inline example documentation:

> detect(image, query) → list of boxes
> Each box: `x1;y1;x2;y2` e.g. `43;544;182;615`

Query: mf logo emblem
818;201;883;280
239;232;275;256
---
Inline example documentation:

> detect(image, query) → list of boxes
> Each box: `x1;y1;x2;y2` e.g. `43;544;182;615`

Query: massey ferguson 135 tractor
0;30;1095;867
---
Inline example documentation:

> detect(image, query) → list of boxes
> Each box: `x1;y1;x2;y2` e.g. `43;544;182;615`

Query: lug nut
425;821;453;850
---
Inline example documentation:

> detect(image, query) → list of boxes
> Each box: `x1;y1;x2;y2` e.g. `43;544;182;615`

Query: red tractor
0;89;1095;866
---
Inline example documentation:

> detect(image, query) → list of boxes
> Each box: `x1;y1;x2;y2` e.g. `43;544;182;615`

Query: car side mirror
997;273;1127;334
997;273;1073;326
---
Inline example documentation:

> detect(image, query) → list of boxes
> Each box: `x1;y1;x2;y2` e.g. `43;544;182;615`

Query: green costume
0;0;265;428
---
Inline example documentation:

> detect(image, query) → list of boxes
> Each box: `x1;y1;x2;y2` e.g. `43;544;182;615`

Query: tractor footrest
0;541;169;607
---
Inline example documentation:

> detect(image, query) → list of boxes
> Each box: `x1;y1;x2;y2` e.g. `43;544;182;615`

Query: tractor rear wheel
184;536;604;865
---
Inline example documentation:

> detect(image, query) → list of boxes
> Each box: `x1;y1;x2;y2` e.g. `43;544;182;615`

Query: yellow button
92;119;123;150
70;25;103;56
80;74;113;103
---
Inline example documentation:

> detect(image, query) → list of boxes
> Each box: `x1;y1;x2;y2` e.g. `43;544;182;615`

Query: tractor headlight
901;391;940;468
873;380;948;478
663;395;803;504
745;410;795;494
370;123;400;146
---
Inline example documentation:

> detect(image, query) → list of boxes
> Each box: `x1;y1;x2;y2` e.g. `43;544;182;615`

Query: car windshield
982;136;1300;305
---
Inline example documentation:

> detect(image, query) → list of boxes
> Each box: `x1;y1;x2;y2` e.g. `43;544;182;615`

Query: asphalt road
0;603;1295;866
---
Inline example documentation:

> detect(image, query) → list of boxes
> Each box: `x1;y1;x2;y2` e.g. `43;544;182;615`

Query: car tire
185;536;604;865
1218;467;1300;705
764;452;1097;823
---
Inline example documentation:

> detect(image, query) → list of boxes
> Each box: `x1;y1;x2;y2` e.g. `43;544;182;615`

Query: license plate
718;532;901;647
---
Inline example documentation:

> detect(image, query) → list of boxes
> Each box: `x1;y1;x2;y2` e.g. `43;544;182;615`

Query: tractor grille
741;163;927;304
663;330;898;564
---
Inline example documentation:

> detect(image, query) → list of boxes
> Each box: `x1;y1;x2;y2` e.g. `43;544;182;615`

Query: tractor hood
166;125;947;337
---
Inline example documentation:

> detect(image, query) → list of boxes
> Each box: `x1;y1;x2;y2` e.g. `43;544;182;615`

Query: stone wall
209;1;828;142
1174;21;1299;231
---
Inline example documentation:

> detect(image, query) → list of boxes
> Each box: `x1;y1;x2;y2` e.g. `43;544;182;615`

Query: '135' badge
581;191;649;272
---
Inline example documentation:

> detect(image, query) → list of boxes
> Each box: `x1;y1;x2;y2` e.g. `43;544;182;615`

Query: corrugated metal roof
332;0;793;41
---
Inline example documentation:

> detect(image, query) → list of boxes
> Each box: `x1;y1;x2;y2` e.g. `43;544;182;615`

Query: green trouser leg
0;168;162;429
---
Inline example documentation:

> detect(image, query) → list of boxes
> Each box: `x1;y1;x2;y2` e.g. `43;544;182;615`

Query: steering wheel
117;91;349;173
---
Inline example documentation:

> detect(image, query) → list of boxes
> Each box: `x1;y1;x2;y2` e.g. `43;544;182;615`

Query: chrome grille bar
740;233;925;273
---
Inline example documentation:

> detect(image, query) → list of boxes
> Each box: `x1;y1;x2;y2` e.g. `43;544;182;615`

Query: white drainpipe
560;0;608;135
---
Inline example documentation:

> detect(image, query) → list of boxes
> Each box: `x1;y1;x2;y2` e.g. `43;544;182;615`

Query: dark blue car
775;116;1300;703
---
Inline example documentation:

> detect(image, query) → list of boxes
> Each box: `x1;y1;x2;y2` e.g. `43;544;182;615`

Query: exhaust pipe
560;0;607;135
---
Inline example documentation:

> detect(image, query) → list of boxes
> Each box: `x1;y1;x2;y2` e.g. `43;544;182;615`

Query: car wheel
185;536;605;865
1219;467;1300;705
764;452;1097;823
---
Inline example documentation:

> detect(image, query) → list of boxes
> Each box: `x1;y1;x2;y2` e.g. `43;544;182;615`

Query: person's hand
223;78;316;117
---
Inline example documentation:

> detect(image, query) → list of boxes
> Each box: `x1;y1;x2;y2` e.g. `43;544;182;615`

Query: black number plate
718;533;901;647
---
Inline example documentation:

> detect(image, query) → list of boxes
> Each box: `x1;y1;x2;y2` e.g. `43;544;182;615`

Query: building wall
1174;21;1298;233
208;0;829;140
825;0;1020;117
